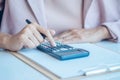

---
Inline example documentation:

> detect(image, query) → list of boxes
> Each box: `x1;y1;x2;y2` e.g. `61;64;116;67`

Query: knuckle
22;27;30;33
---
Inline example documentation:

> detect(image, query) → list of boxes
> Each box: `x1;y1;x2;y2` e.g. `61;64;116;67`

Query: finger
54;35;74;43
62;38;80;44
45;30;56;46
58;31;72;39
29;25;44;43
63;35;75;40
28;29;40;47
59;36;76;43
23;35;36;48
33;23;56;46
54;31;72;40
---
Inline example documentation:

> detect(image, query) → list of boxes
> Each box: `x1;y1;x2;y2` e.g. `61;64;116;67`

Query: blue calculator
37;42;89;60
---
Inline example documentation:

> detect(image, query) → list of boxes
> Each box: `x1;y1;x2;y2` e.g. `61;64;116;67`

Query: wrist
0;33;12;49
99;26;112;39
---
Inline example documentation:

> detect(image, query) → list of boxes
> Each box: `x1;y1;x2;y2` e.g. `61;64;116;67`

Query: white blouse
44;0;83;34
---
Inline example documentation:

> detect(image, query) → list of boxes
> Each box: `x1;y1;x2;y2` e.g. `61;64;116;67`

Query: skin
0;22;56;51
54;26;111;44
0;23;111;51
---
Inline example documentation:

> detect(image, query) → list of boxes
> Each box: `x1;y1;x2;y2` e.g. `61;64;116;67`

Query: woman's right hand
4;23;56;51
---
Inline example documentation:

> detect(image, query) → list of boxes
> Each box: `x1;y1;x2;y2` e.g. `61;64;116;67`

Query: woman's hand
3;23;55;51
54;26;111;44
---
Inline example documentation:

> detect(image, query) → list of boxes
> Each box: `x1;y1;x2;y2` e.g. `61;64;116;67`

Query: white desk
0;41;120;80
95;41;120;53
0;49;49;80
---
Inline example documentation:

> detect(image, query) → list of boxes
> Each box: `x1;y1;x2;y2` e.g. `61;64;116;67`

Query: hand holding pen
25;19;56;47
25;19;56;46
3;19;56;51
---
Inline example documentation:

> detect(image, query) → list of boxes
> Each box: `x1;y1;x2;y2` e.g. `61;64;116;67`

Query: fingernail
52;42;56;47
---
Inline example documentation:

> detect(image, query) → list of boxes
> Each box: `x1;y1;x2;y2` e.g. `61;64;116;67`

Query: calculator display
37;42;89;60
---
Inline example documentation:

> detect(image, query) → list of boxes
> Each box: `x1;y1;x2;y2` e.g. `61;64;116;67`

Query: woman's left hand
54;26;111;44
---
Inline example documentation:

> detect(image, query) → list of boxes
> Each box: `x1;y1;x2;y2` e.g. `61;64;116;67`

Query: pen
109;64;120;71
25;19;46;39
84;68;107;76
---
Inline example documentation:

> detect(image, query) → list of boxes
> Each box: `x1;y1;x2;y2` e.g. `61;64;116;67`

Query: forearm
0;33;11;49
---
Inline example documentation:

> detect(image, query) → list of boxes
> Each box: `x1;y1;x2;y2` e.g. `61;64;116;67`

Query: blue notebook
18;43;120;79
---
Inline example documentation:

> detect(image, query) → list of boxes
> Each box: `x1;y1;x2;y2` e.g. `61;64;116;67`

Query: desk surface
95;41;120;53
0;41;120;80
0;49;49;80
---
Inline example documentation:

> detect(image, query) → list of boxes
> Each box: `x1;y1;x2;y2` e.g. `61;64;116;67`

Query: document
18;43;120;79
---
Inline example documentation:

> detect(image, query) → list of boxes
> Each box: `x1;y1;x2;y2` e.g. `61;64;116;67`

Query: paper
19;43;120;79
95;41;120;53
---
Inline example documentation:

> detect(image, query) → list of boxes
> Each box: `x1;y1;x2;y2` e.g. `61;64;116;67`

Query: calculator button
68;48;73;50
56;49;60;52
60;48;68;51
52;50;57;53
52;49;60;53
